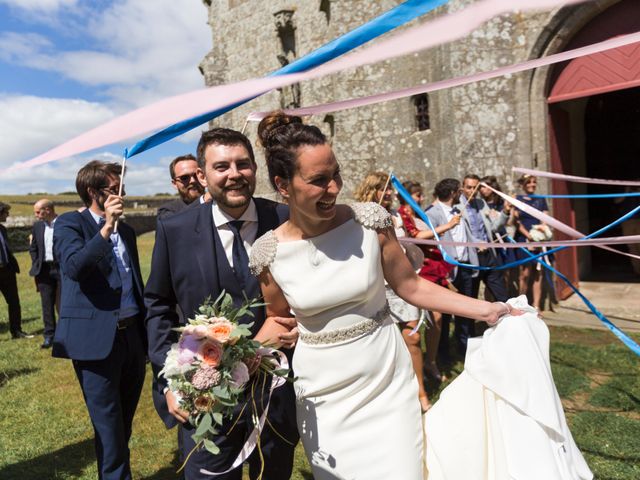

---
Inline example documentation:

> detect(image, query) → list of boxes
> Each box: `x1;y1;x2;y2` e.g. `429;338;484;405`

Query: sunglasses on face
174;173;198;185
100;185;123;196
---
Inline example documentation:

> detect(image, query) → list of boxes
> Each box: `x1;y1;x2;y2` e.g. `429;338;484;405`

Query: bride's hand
273;316;299;349
485;302;525;326
165;390;190;424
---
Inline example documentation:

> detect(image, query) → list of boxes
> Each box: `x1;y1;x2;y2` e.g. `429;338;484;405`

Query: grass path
0;232;638;479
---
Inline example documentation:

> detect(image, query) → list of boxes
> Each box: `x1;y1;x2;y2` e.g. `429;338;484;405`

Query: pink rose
183;324;208;339
205;319;234;344
198;340;224;367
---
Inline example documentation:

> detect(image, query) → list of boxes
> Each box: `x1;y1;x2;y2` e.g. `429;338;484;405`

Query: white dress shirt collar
211;198;258;228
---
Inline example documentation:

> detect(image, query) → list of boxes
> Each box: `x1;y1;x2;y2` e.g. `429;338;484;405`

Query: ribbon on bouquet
200;349;289;476
508;237;640;357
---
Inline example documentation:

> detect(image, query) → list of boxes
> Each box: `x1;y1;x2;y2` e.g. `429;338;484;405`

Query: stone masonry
199;0;623;199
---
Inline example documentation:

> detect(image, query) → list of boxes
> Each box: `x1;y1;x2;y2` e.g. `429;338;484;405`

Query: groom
145;128;298;480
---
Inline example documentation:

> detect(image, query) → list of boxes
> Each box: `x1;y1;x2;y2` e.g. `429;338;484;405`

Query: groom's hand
165;390;190;424
273;316;298;349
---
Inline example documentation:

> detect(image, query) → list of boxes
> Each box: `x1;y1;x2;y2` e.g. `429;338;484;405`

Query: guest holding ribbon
514;174;553;311
353;172;431;411
397;180;457;381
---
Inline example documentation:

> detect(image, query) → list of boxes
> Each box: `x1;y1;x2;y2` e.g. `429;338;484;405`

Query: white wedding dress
249;202;592;480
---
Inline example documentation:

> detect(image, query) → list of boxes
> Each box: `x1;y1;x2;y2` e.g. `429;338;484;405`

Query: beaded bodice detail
248;202;391;276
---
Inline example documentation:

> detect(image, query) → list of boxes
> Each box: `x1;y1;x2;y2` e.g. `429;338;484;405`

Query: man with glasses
53;160;146;480
157;154;205;218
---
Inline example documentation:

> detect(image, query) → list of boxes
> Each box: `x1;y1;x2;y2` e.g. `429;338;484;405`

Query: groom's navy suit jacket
144;198;295;428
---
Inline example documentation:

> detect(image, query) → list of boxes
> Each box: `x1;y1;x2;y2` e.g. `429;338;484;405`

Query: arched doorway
546;0;640;297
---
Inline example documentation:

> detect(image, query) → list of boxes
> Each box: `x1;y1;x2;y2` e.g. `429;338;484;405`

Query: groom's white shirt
211;198;258;269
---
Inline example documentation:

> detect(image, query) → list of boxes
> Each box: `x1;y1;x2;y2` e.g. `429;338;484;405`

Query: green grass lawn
1;232;638;479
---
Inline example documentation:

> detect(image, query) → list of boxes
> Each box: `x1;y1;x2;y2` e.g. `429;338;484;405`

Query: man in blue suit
145;128;298;480
53;160;146;480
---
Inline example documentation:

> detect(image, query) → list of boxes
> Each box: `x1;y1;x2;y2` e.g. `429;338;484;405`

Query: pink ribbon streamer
513;167;640;186
481;183;640;260
3;0;584;174
400;234;640;249
200;349;289;476
248;32;640;121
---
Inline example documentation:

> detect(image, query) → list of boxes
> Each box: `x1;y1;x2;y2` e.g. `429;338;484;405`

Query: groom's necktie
228;220;249;289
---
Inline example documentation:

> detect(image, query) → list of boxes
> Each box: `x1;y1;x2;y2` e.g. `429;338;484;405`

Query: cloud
1;151;172;195
0;0;211;110
0;0;212;194
0;94;115;167
0;0;77;12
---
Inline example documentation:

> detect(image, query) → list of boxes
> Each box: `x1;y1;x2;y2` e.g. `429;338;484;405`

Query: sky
0;0;212;195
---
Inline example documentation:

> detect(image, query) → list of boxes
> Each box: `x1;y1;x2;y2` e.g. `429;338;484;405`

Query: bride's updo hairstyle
257;111;327;191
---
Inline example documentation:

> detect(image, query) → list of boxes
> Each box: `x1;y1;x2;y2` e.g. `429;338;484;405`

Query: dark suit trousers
73;324;146;480
451;267;475;356
36;262;59;339
179;380;298;480
0;266;22;335
472;250;508;303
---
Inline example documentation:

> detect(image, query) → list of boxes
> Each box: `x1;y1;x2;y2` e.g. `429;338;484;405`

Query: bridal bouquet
160;292;291;456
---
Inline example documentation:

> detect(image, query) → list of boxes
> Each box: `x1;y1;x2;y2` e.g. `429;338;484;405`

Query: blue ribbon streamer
124;0;449;159
508;237;640;357
392;174;640;355
531;192;640;199
391;175;640;271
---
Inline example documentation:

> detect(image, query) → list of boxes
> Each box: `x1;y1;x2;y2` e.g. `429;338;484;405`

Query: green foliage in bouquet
159;291;291;459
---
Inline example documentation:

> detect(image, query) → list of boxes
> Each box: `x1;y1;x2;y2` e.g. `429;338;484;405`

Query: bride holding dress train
251;111;591;480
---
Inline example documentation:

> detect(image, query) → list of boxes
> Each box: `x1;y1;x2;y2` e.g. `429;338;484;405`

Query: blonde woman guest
397;181;460;381
353;171;431;411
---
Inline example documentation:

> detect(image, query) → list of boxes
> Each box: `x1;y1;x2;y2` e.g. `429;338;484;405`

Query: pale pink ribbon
248;32;640;122
481;183;640;260
3;0;584;174
400;235;640;249
513;167;640;187
200;349;289;476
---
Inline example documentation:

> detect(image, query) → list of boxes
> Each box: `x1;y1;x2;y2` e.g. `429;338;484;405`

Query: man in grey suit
425;178;476;357
458;174;509;304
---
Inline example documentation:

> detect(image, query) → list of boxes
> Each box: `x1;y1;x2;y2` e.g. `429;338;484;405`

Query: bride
251;112;591;480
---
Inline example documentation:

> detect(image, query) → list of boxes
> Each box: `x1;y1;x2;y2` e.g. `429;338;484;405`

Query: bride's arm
253;268;297;348
379;228;509;325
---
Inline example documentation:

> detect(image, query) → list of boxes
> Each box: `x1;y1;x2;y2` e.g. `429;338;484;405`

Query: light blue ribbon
531;192;640;199
391;175;640;271
509;237;640;357
124;0;449;159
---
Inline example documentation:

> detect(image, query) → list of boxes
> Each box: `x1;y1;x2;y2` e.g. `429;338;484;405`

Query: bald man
29;199;60;348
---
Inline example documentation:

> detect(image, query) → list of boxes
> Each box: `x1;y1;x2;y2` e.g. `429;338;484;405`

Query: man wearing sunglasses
157;154;205;218
53;160;146;480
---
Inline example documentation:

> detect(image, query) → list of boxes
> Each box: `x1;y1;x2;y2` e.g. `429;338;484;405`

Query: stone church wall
199;0;583;198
